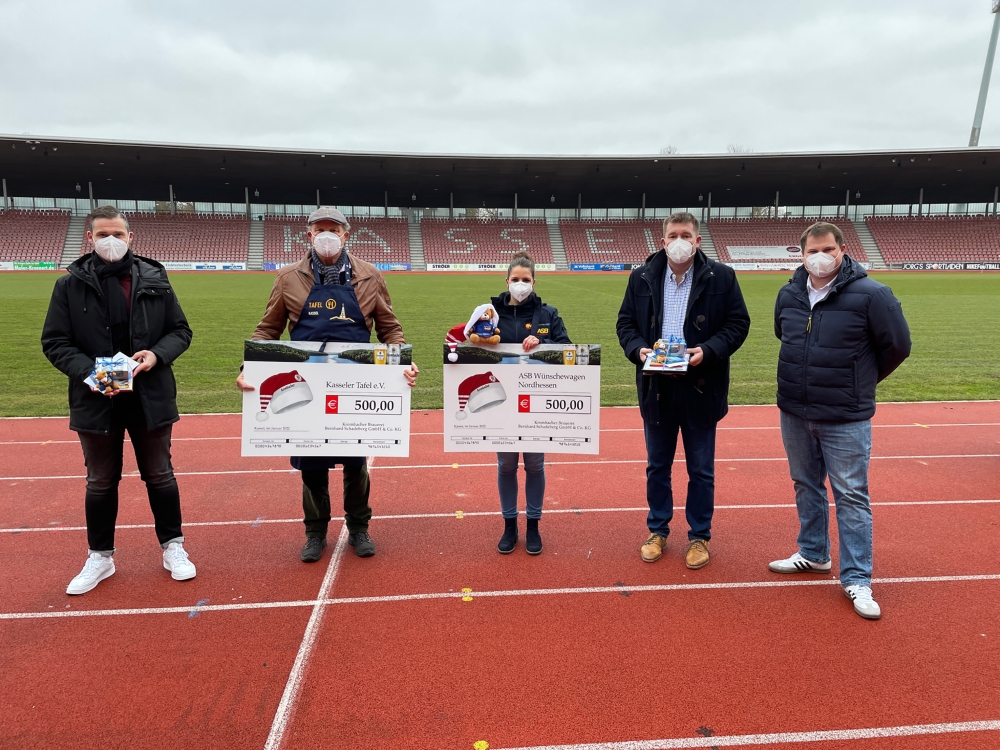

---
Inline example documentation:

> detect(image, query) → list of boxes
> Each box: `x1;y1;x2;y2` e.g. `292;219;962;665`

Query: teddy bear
469;306;501;345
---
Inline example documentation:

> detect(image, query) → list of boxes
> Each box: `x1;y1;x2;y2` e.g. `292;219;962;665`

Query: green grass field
3;271;998;417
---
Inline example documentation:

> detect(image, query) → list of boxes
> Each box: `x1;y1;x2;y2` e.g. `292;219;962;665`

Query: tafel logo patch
325;299;337;310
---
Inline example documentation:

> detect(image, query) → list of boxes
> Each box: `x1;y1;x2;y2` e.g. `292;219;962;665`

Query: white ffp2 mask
313;231;343;262
509;281;533;302
666;238;694;263
804;251;838;276
94;235;129;263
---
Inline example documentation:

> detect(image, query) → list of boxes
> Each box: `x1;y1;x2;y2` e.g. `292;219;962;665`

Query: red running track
0;402;998;750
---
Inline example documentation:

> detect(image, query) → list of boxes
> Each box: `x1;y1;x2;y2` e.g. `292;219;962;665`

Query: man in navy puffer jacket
768;222;911;620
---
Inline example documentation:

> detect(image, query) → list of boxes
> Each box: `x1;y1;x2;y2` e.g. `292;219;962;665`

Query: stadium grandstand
867;215;1000;264
2;134;1000;272
422;218;553;268
264;216;410;270
709;217;869;266
0;208;69;266
79;212;249;264
559;219;662;266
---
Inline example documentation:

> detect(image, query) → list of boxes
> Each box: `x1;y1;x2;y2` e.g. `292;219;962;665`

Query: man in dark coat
41;205;194;595
617;212;751;570
768;222;911;620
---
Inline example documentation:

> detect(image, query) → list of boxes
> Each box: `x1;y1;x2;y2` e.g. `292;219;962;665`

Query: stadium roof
3;134;1000;210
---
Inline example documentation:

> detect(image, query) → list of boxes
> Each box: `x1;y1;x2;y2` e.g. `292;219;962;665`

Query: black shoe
497;517;518;554
526;518;542;555
348;531;376;557
300;536;327;563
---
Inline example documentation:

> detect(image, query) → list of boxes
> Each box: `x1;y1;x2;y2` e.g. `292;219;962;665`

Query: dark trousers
77;394;183;553
301;458;372;538
643;398;717;542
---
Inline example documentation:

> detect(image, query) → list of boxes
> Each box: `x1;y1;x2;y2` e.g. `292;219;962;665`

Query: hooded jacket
617;249;751;426
41;253;193;434
774;254;911;422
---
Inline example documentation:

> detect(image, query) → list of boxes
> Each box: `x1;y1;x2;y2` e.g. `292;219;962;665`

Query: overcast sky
2;0;999;155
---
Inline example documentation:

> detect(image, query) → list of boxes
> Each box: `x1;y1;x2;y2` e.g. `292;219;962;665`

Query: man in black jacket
768;222;910;620
41;205;195;595
617;212;750;570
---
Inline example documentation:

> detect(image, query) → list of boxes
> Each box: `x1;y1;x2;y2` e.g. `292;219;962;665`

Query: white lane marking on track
2;574;998;621
489;719;1000;749
3;498;999;534
262;453;374;750
262;525;349;750
2;453;998;481
4;422;999;445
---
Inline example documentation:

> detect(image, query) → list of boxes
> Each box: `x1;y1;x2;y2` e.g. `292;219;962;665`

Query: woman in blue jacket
490;251;571;555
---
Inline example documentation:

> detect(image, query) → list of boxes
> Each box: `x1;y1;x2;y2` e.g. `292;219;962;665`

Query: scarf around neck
92;249;136;354
311;248;351;286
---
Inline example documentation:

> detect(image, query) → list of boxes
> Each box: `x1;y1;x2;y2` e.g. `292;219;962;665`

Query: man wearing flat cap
237;208;418;562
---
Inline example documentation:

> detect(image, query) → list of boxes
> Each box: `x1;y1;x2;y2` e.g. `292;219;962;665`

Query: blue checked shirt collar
661;265;693;341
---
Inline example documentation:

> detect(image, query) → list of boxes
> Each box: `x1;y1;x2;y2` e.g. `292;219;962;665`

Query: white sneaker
768;551;832;574
844;584;881;620
163;542;197;581
66;552;115;595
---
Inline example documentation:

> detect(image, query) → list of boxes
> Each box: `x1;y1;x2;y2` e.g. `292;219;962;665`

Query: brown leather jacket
252;253;405;343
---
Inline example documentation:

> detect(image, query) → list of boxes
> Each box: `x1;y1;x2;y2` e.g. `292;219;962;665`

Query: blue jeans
643;414;717;542
780;411;873;587
497;452;545;520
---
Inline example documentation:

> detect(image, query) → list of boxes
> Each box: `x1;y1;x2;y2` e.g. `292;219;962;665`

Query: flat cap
307;207;349;226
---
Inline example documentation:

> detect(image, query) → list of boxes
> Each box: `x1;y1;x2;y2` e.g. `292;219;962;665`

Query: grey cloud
1;0;998;154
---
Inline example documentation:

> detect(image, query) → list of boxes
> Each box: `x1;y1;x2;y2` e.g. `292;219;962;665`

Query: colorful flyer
442;343;601;454
241;340;412;457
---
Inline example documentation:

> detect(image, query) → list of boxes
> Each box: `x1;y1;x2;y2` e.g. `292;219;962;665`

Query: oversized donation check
241;340;412;457
442;343;601;454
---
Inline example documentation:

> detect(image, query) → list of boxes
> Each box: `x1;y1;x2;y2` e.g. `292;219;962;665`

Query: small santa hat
456;371;507;420
463;304;499;339
256;370;313;421
445;323;467;363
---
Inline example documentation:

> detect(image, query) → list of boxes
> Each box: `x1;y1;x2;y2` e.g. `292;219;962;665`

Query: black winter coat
774;255;911;422
490;291;572;345
617;250;751;426
41;254;193;435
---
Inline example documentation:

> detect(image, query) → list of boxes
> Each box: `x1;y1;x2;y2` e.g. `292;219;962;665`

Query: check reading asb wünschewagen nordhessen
443;343;601;455
241;340;412;458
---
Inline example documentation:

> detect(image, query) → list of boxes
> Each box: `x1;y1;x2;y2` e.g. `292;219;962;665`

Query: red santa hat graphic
456;371;507;420
445;323;467;362
256;370;313;421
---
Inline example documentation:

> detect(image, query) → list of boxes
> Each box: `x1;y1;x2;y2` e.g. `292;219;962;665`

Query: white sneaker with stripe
768;551;832;574
844;584;882;620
